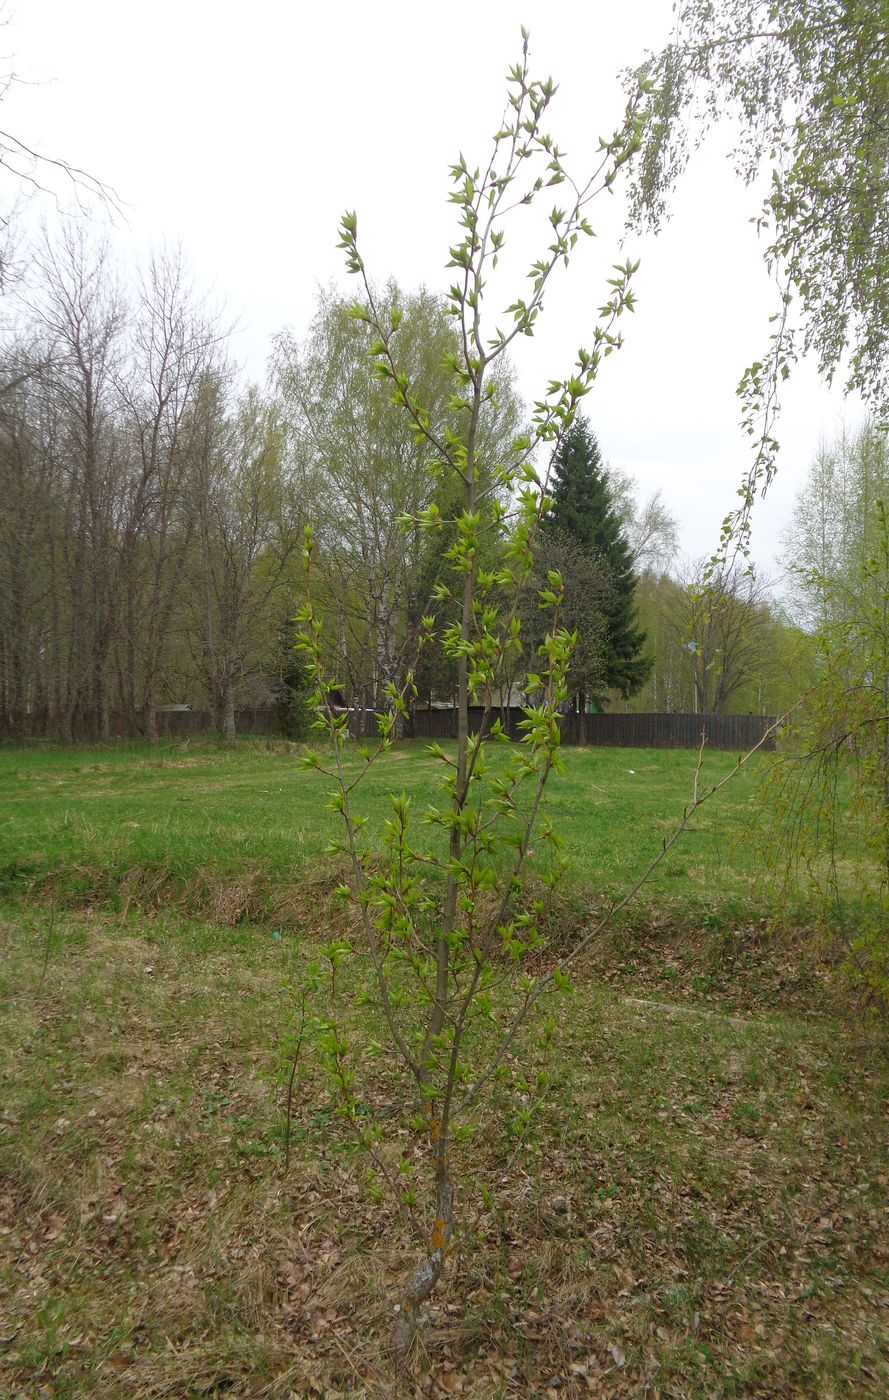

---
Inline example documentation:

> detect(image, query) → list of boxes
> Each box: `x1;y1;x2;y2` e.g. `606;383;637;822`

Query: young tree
296;35;647;1355
543;414;651;702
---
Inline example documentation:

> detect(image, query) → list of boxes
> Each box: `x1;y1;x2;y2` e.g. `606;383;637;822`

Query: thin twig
35;896;57;996
283;988;308;1176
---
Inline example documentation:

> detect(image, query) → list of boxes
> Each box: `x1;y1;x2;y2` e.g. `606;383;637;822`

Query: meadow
0;738;772;918
1;739;887;1398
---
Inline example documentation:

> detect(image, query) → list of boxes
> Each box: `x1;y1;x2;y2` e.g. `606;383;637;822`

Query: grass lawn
0;738;773;919
1;738;886;1397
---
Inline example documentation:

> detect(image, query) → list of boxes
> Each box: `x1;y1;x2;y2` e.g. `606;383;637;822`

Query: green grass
1;906;886;1397
1;737;884;1395
0;737;773;917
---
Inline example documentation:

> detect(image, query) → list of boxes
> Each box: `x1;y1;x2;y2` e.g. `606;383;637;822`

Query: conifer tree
544;414;650;702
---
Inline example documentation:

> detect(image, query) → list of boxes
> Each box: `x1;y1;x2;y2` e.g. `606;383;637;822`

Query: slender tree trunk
207;673;222;735
123;590;139;736
393;1145;454;1358
222;661;236;739
61;698;75;743
145;676;159;744
96;655;110;740
397;387;480;1357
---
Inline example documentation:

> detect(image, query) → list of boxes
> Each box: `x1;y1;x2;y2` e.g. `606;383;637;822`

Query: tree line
0;226;836;743
0;230;302;740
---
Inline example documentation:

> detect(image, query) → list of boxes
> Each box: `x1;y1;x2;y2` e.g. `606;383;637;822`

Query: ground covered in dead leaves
1;906;887;1399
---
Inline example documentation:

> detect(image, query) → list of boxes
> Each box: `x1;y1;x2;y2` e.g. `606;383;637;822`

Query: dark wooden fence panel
100;706;775;750
126;708;281;738
412;708;776;751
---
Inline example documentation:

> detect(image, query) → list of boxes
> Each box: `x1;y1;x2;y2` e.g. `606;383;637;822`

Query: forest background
0;0;876;743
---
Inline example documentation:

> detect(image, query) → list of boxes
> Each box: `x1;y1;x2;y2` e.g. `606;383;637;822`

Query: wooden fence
125;708;282;739
411;707;777;751
104;706;776;751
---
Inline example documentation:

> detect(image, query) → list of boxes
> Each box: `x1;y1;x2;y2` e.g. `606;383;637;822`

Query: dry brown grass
1;905;887;1398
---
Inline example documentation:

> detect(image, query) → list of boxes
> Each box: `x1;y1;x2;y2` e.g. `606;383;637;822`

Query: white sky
2;0;862;576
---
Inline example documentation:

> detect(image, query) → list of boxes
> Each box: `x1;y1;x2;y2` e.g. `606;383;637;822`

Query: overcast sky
3;0;862;577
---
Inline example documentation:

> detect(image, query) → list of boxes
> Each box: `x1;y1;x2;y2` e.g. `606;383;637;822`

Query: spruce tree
544;414;651;702
273;619;314;741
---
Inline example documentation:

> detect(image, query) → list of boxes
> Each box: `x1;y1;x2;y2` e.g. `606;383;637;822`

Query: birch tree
273;284;523;734
296;34;647;1354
